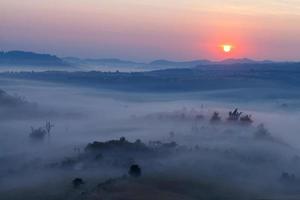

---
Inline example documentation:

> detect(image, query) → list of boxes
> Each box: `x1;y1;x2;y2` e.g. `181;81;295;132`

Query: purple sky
1;0;300;61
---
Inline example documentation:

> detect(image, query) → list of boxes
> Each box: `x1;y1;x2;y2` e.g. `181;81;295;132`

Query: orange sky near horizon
1;0;300;61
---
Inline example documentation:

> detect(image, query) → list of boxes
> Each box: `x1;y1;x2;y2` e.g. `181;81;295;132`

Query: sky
1;0;300;61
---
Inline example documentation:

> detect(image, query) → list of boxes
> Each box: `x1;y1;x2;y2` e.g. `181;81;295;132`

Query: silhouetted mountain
1;50;289;71
219;58;273;65
63;57;143;67
62;57;82;63
64;57;276;69
148;58;275;68
150;59;212;67
0;51;69;67
63;57;211;68
86;58;141;65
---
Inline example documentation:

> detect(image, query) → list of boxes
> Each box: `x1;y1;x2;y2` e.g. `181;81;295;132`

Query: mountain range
0;50;288;69
64;57;274;68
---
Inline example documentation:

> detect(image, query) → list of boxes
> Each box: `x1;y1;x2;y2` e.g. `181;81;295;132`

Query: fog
1;78;300;199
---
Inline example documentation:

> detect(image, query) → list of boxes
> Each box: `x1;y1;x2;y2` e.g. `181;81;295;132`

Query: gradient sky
1;0;300;61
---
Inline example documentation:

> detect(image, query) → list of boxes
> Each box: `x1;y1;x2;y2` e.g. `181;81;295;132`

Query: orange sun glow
222;44;233;53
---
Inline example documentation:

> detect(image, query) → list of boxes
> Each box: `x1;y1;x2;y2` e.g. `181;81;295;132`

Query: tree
129;164;142;178
254;123;270;138
280;172;296;184
228;108;242;121
120;136;126;143
210;112;221;123
72;178;85;188
29;127;47;141
240;115;253;124
45;121;54;143
29;121;54;142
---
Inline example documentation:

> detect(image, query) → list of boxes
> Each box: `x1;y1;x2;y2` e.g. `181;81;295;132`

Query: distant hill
218;58;273;65
149;58;274;68
149;59;212;67
2;62;300;92
0;89;27;107
0;50;290;71
0;51;69;67
63;57;270;69
63;57;214;70
63;57;143;67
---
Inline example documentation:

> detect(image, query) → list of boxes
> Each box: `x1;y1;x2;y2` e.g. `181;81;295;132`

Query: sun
222;44;233;53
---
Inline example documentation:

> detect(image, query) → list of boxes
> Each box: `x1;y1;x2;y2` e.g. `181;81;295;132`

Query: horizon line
1;49;299;63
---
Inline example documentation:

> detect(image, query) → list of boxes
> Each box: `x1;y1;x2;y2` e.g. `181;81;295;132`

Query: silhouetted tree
29;121;54;142
280;172;296;184
45;121;54;143
72;178;85;188
228;108;242;121
210;112;221;123
169;131;175;139
129;164;141;178
240;115;253;124
29;127;47;141
135;139;142;144
195;114;204;121
254;123;270;138
120;137;126;143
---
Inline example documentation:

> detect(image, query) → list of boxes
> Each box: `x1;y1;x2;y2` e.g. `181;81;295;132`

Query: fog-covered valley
3;0;300;197
1;70;300;200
